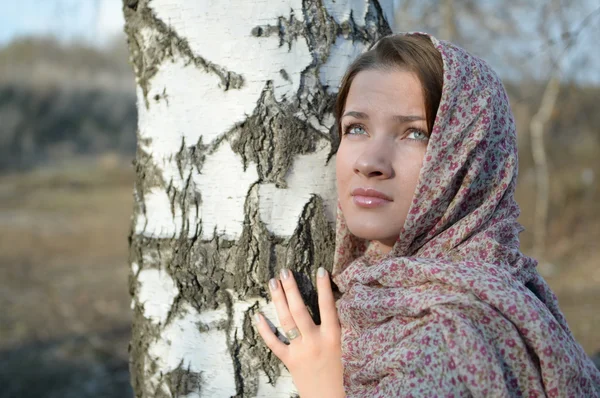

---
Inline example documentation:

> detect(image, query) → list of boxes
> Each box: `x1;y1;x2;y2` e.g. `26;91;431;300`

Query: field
0;156;134;398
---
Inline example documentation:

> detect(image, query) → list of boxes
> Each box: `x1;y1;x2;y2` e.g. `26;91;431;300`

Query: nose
353;138;394;179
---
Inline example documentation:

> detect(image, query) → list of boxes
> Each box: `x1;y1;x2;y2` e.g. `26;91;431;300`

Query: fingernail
269;278;278;291
317;267;326;278
254;313;261;323
280;268;290;280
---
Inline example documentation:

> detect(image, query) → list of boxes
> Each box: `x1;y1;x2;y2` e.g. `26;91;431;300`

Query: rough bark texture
123;1;391;396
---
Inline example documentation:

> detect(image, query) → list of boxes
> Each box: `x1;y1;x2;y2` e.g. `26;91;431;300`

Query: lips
351;187;393;208
351;188;393;201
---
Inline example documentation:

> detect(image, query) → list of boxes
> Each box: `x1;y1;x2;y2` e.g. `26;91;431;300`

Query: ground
0;156;133;398
0;156;597;397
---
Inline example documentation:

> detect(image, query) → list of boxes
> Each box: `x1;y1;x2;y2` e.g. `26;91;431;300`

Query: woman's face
336;68;429;254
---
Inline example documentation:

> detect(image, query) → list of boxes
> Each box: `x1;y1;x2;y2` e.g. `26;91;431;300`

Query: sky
0;0;598;83
0;0;125;47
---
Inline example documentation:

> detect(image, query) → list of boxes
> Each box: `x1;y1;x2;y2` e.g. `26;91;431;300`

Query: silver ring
285;327;301;341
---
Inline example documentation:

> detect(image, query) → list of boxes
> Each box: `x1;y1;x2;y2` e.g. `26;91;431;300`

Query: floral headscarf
332;33;600;397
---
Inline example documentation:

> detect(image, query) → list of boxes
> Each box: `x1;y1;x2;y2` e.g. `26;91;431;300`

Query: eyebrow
343;111;425;124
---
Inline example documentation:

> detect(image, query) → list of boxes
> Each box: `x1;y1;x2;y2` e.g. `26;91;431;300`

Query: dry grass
0;155;134;397
516;163;600;355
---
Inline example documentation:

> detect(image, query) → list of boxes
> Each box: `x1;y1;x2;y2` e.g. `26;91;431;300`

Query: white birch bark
123;0;392;396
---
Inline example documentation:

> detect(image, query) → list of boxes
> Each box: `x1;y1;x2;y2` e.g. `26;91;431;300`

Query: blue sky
0;0;125;47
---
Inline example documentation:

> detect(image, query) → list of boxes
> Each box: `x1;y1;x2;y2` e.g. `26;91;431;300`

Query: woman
254;33;600;397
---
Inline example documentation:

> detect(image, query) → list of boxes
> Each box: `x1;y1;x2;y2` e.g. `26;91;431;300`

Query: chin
346;219;399;243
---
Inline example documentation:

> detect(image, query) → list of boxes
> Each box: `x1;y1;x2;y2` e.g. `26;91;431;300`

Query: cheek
395;149;426;186
402;158;423;202
335;144;354;192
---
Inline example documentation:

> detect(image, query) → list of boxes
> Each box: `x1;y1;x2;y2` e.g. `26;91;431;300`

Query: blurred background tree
0;0;598;397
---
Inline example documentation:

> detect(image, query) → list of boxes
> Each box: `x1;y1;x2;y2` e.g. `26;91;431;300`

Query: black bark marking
234;184;277;297
128;241;178;398
285;195;336;324
279;69;290;82
231;84;319;187
125;0;139;11
123;0;244;109
166;366;203;397
250;26;264;37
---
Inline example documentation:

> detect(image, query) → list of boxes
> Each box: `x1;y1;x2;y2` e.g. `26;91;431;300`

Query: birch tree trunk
123;1;392;396
530;75;560;262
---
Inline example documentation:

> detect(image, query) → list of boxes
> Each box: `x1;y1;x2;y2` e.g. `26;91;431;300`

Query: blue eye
344;124;367;136
406;129;429;141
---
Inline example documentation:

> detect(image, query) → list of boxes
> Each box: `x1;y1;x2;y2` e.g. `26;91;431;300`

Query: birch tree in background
122;0;392;396
529;3;600;262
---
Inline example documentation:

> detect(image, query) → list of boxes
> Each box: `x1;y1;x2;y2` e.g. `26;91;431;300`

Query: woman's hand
255;267;345;398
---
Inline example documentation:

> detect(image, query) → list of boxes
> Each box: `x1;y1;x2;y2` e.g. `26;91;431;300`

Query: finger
278;269;316;333
316;267;340;331
254;313;289;362
269;277;303;338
